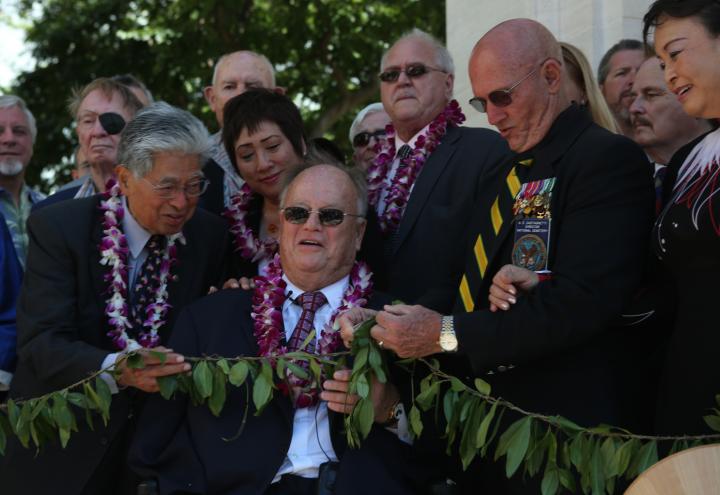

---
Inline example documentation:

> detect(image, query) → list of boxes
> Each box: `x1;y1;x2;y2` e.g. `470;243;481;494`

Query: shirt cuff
100;353;121;395
0;369;13;391
386;403;413;445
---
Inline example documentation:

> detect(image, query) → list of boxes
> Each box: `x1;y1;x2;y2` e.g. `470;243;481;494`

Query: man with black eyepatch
34;77;144;210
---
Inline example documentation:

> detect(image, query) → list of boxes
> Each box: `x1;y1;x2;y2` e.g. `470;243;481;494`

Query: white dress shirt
272;275;347;481
375;124;430;216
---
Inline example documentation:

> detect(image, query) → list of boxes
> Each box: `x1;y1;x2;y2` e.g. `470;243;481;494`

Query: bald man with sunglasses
343;19;655;493
362;28;509;313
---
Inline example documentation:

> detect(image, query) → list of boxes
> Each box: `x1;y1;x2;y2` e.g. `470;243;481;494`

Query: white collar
122;196;152;258
395;122;431;154
282;274;350;312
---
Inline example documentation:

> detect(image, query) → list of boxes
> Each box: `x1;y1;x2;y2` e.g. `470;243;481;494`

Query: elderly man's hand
339;307;379;348
208;277;255;294
115;346;190;393
321;369;400;420
488;264;539;312
372;304;443;358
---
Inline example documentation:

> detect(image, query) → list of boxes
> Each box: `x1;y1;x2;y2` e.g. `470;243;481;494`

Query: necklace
224;183;278;264
99;180;183;350
367;99;465;233
252;254;373;407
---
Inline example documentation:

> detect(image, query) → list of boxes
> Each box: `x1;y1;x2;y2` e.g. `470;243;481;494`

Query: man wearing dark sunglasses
364;28;509;314
349;102;390;171
346;19;654;494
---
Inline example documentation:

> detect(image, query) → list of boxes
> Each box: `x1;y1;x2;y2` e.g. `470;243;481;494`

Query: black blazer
452;105;655;427
129;289;419;495
364;126;510;313
0;196;229;495
31;185;82;212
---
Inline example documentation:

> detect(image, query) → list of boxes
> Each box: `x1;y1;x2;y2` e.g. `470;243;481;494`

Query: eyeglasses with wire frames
281;206;364;226
468;59;551;113
379;63;447;83
141;176;210;199
352;129;387;148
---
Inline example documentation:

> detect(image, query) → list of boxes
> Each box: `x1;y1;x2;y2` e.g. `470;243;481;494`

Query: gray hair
211;50;277;87
348;102;386;143
597;39;644;85
280;156;368;218
0;95;37;144
381;28;455;75
117;102;211;177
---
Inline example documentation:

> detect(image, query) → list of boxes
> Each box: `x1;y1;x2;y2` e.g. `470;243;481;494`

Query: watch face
439;332;458;351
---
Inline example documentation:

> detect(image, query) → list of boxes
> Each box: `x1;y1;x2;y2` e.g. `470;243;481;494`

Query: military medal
512;178;556;271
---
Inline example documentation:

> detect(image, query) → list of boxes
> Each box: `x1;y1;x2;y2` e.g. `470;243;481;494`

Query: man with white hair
365;28;509;311
349;102;390;171
0;95;45;267
201;50;280;214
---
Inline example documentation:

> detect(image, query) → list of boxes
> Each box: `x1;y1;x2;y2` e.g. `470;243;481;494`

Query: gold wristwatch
439;316;458;352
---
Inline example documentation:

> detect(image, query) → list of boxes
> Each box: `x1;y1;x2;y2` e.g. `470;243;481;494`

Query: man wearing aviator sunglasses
351;19;654;494
360;28;508;315
349;102;391;171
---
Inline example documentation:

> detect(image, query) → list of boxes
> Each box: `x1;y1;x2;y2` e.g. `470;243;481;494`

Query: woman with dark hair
643;0;720;435
221;88;307;275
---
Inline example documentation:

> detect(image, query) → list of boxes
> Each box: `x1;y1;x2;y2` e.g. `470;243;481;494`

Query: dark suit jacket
453;105;654;427
129;289;419;495
364;126;510;313
0;196;229;495
198;158;226;217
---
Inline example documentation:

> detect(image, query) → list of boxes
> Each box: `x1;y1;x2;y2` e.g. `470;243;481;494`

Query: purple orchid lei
367;99;466;234
99;179;184;351
251;254;373;408
224;183;278;264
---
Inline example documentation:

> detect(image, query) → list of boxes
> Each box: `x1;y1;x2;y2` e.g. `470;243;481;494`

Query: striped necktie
287;291;328;353
458;157;533;312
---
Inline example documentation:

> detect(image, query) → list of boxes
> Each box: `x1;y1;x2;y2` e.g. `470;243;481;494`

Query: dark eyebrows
661;37;687;52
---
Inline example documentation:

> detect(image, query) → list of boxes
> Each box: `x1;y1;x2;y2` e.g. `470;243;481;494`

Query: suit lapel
89;198;110;313
393;126;461;255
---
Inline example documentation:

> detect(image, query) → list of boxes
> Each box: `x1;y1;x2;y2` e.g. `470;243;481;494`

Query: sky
0;1;35;89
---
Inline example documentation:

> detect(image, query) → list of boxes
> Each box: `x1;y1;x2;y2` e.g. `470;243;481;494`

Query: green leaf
555;415;584;433
0;412;10;454
352;347;368;373
299;329;316;352
355;373;370;399
459;399;482;469
569;434;585;469
503;417;533;478
217;359;230;374
208;365;227;417
252;362;273;414
450;376;466;392
148;350;167;365
475;401;497;450
126;352;145;369
94;377;112;419
443;389;458;424
354;398;374;439
496;415;525;460
590;440;605;495
157;375;178;400
481;407;505;458
558;468;576;492
474;378;491;395
193;361;213;400
309;358;322;382
228;361;249;387
409;404;423;437
703;414;720;432
541;466;559;495
84;383;108;426
286;361;310;381
628;441;658;478
415;382;439;411
15;402;33;448
600;437;618;478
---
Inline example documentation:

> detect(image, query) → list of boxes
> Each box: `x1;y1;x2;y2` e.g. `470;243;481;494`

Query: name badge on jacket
511;177;555;272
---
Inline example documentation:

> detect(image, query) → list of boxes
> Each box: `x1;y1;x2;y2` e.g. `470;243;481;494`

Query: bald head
468;19;569;152
204;50;277;127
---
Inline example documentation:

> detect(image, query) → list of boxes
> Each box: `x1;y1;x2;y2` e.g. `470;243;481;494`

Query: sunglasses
379;63;446;83
468;60;548;113
281;206;364;226
352;129;386;148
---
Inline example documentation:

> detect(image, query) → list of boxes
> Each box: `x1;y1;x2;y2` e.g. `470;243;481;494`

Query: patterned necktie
458;157;533;312
384;144;414;258
654;166;667;216
287;291;328;353
131;234;167;328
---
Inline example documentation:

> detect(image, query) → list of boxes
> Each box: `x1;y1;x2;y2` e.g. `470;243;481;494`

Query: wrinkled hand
373;304;442;358
208;277;255;294
488;264;539;312
338;307;379;348
115;346;190;393
321;369;400;420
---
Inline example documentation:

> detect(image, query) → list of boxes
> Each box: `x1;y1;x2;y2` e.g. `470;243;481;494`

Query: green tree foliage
10;0;445;191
